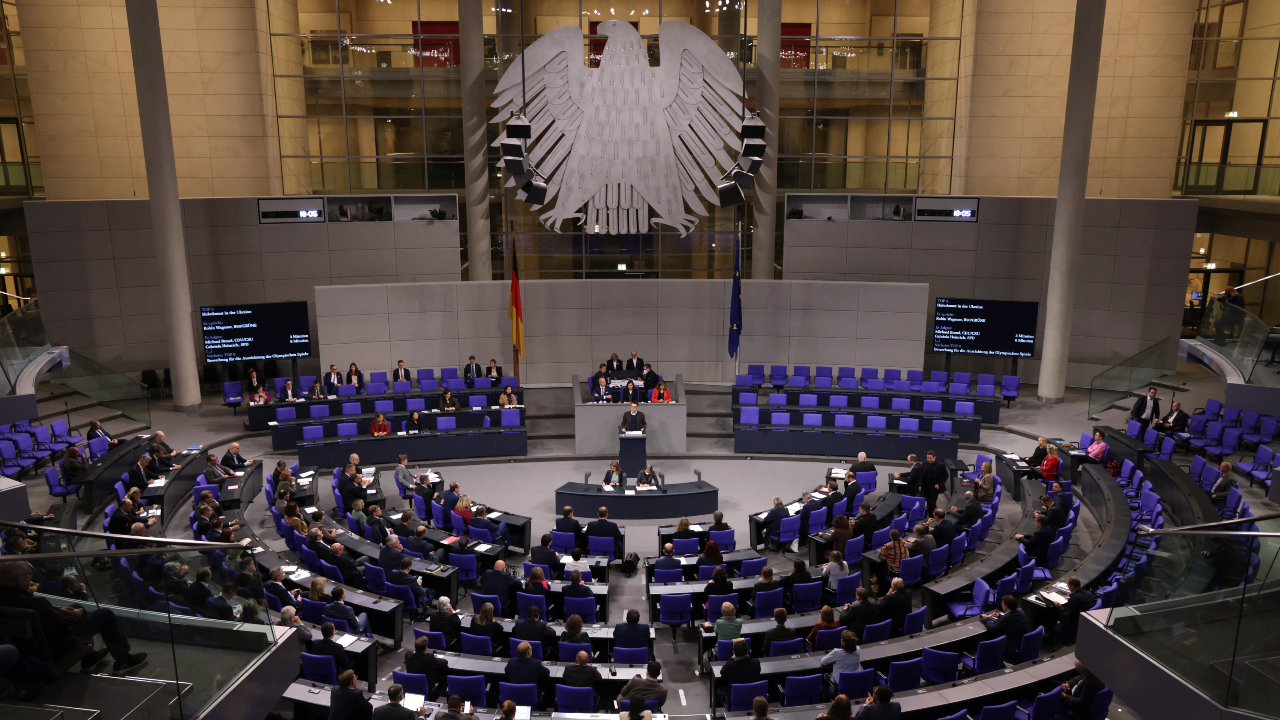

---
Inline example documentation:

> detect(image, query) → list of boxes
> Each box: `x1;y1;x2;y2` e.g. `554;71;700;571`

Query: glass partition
50;349;151;427
1105;523;1280;717
0;301;50;395
1087;337;1180;420
1194;296;1278;387
5;526;277;720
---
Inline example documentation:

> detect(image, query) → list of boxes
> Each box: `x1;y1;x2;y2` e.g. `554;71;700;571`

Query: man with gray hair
126;453;158;491
950;491;982;530
265;566;300;609
429;596;462;648
277;605;312;652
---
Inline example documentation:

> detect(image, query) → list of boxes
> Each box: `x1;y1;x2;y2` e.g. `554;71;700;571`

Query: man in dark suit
505;641;550;700
855;685;901;719
126;454;159;491
654;543;681;570
562;650;602;708
556;506;583;550
392;360;412;384
878;578;912;636
313;622;353;673
308;528;335;561
404;525;431;557
760;499;789;548
326;587;371;635
606;355;625;376
1052;576;1095;646
512;605;555;651
389;557;427;611
366;505;391;544
1153;400;1189;434
1037;495;1067;531
462;356;482;387
1016;516;1055;563
625;351;644;374
760;607;796;656
840;587;880;638
329;670;371;720
928;510;956;548
613;609;651;650
373;684;417;720
849;502;877;546
109;499;152;535
717;639;760;705
403;634;449;698
1129;387;1160;435
324;364;343;394
531;534;563;577
1209;462;1237;507
440;482;461;519
278;379;300;402
948;492;982;531
893;454;923;496
820;481;844;513
561;570;594;601
619;403;647;433
204;581;238;621
477;560;521;615
186;568;214;611
586;507;624;557
87;419;118;446
380;536;406;574
1059;661;1105;718
429;597;463;649
797;491;824;532
470;505;509;544
329;544;366;588
265;567;300;609
641;364;659;391
848;452;877;475
922;451;949;512
221;443;253;471
982;595;1029;657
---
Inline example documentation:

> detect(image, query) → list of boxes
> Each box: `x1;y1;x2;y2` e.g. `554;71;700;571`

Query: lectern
618;432;646;477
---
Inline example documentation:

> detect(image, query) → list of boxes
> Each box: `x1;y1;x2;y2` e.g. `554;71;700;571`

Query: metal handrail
0;519;244;563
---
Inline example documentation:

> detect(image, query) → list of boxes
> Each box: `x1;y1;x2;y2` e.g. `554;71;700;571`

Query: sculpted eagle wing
491;26;591;210
656;21;746;206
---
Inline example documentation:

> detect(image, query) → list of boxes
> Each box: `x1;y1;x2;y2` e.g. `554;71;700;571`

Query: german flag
508;251;525;360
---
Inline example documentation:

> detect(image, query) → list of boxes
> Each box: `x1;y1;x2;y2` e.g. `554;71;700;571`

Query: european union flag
729;232;742;358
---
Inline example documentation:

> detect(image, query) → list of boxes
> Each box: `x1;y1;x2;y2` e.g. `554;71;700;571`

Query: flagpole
510;220;521;384
735;221;741;378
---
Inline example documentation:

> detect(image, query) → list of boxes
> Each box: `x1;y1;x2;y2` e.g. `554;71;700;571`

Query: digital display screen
261;209;322;220
1191;291;1204;301
200;302;312;363
931;298;1039;357
917;208;974;218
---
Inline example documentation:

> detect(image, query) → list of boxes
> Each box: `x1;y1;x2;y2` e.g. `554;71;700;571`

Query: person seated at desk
471;505;508;543
1025;437;1048;469
703;565;733;597
819;630;861;692
307;379;326;399
821;550;850;592
960;461;995;502
981;594;1028;658
640;364;659;392
326;586;371;636
592;376;614;403
278;379;300;402
126;453;161;492
346;363;364;392
879;577;912;635
498;386;518;406
1060;661;1105;719
439;389;460;412
927;509;957;548
204;453;235;484
613;608;651;651
617;660;667;711
818;694;854;720
530;534;563;577
759;606;795;657
655;543;681;571
150;432;182;470
827;515;853;558
87;419;119;446
1048;481;1072;509
562;569;594;601
702;601;741;640
1035;445;1061;482
376;684;421;720
370;412;390;437
907;525;935;559
454;495;475;529
592;364;609;387
222;442;252;471
506;641;551;705
781;560;813;599
1154;401;1189;433
204;581;239;621
523;566;550;599
649;379;672;404
513;604;555;653
470;601;506;652
760;497;788;549
708;511;730;532
620;402;647;434
403;411;424;433
60;446;87;483
563;549;592;579
485;358;503;380
462;356;482;386
838;586;879;638
1052;575;1095;646
636;465;658;488
855;686;900;720
561;612;591;646
426;596;463;650
672;517;699;541
389;557;427;618
478;560;521;614
557;506;584;546
948;492;982;531
244;368;265;400
878;529;908;578
310;622;352;675
322;364;342;394
389;360;411;385
1037;494;1067;531
606;353;624;376
587;507;624;556
718;638;761;703
603;461;625;488
562;650;601;708
805;604;840;650
251;386;269;404
620;380;641;405
1209;462;1237;507
1085;431;1108;463
1016;515;1055;564
330;544;366;588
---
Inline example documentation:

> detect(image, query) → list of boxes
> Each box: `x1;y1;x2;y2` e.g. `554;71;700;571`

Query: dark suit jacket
1041;504;1067;531
562;662;602;688
392;368;412;383
313;637;353;671
204;596;235;621
329;686;371;720
619;411;647;433
561;582;594;599
531;545;563;574
923;461;949;496
849;513;877;544
265;582;295;609
798;498;824;529
512;618;554;647
126;462;154;490
379;546;405;574
721;656;762;686
505;655;550;685
1061;674;1105;715
854;702;902;719
983;608;1028;647
822;491;845;512
606;359;625;375
463;363;482;380
345;371;364;389
88;427;115;442
841;599;880;637
1130;396;1160;423
901;463;924;496
441;492;460;518
279;385;299;401
1056;589;1095;642
626;357;645;372
478;569;521;612
389;569;426;604
956;503;983;529
612;621;650;648
1157;409;1189;433
404;649;449;679
555;516;582;537
1019;525;1055;560
373;704;416;720
186;581;212;610
332;553;363;586
324;371;343;392
931;519;957;548
325;600;362;631
222;451;250;470
879;590;912;632
403;535;430;556
762;507;789;538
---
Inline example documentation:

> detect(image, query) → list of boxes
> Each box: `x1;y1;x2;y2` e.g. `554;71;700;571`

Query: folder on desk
335;634;357;648
300;470;315;478
304;506;319;514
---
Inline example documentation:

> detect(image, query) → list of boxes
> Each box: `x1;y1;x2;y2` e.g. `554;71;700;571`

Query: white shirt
1140;397;1155;421
563;559;591;573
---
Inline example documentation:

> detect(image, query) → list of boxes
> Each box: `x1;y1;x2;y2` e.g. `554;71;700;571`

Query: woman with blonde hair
308;577;331;602
469;601;506;654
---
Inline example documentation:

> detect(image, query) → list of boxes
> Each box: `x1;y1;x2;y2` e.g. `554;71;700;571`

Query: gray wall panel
186;225;261;256
327;223;395;250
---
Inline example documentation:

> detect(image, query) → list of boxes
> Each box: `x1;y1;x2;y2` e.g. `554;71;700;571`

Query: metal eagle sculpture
491;20;746;236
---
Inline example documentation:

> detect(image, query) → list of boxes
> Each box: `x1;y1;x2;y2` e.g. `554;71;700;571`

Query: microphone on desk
659;472;666;494
694;469;702;489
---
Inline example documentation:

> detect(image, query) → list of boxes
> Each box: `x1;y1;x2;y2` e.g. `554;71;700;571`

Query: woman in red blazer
649;379;672;403
1039;445;1060;483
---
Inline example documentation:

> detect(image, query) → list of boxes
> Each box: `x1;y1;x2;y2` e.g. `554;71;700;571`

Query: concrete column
123;0;201;411
752;0;780;281
1037;0;1107;403
459;0;491;281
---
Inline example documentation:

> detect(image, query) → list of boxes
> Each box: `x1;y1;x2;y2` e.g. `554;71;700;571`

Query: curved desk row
75;435;150;513
247;387;521;430
297;427;528;467
271;407;525;450
554;480;718;521
642;549;762;583
733;402;981;443
733;384;1002;424
734;423;960;460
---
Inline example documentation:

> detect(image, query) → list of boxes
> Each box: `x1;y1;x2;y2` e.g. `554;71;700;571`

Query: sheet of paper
756;512;770;521
304;506;319;514
689;524;703;532
786;502;803;513
226;485;238;491
637;486;657;492
235;471;244;477
397;432;406;436
403;694;425;712
268;421;278;426
829;468;846;478
289;570;311;582
299;470;315;478
486;512;501;519
1041;591;1068;605
361;467;375;475
281;565;297;573
367;488;377;494
298;479;311;486
390;513;403;520
474;544;492;552
624;490;635;496
148;479;165;487
602;485;615;492
334;634;357;648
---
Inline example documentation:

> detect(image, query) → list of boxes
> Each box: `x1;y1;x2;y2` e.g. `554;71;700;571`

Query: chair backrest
973;636;1007;673
886;657;922;691
300;653;338;685
783;674;823;707
612;646;649;664
770;412;791;426
460;632;492;655
860;396;879;409
1090;689;1113;720
1018;626;1043;662
922;646;959;684
755;588;784;617
861;619;890;642
729;681;768;712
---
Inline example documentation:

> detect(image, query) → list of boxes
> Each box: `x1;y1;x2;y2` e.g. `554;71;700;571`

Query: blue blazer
612;621;651;649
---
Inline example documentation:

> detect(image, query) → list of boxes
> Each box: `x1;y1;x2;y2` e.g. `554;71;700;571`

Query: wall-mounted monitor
200;302;312;363
931;297;1038;357
915;196;979;222
258;198;325;224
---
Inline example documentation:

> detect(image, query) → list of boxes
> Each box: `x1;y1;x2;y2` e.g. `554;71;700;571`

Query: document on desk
786;502;804;514
474;544;492;552
756;512;770;521
486;512;501;519
624;431;643;436
689;524;704;532
602;485;615;492
1041;591;1068;605
226;485;238;491
304;506;319;515
335;634;357;648
403;694;426;712
361;467;375;475
148;479;165;488
366;488;377;494
299;470;315;478
298;479;311;486
235;471;244;477
289;570;310;582
829;467;847;479
281;565;297;573
625;490;635;496
637;486;658;491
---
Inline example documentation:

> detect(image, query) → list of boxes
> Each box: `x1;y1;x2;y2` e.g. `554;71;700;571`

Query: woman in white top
821;550;849;591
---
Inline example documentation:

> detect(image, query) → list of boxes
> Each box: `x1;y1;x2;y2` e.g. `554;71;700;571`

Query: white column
1037;0;1107;403
123;0;201;411
752;0;780;281
459;0;491;281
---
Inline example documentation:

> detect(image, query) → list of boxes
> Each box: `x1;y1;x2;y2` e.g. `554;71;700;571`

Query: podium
618;432;647;477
